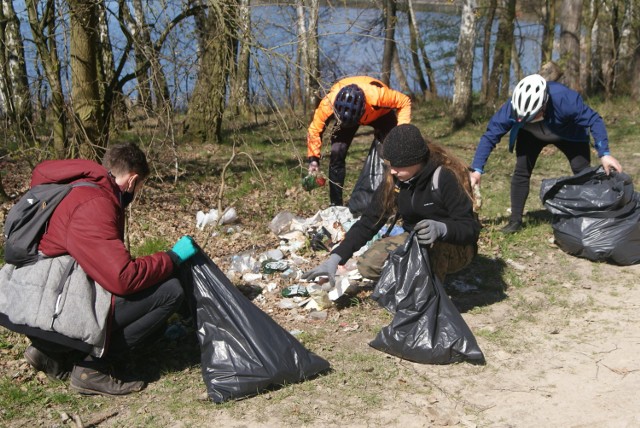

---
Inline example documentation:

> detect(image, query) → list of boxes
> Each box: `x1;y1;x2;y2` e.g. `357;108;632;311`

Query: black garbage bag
370;233;485;364
181;250;330;403
348;139;385;216
540;166;640;265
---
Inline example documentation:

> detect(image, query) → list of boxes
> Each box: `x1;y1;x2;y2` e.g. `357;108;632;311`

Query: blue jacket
471;81;611;173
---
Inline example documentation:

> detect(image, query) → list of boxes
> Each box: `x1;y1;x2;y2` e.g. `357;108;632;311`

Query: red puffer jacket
33;159;175;296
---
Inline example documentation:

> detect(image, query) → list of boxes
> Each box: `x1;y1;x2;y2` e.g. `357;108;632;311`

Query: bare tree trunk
487;0;515;104
613;0;634;94
68;0;105;159
407;0;437;99
0;0;33;133
381;0;397;85
541;0;556;64
392;45;411;95
230;0;251;116
559;0;583;91
188;0;236;143
452;0;478;129
25;0;67;158
295;2;308;109
307;0;320;109
129;0;152;112
480;0;497;103
630;1;640;101
598;1;615;98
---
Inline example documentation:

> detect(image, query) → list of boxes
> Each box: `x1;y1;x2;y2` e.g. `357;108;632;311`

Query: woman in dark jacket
303;124;479;284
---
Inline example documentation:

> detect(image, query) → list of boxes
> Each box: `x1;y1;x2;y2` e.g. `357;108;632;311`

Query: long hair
378;138;473;219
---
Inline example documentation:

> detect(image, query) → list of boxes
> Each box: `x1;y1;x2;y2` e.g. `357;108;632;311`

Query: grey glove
302;253;342;286
414;219;447;245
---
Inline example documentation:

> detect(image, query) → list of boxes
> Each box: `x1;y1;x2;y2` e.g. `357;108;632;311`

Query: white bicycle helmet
511;74;548;123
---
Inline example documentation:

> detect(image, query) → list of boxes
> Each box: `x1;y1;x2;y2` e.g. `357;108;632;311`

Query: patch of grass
131;236;171;257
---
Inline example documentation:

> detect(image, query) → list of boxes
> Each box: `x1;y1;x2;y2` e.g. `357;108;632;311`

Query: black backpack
3;182;98;266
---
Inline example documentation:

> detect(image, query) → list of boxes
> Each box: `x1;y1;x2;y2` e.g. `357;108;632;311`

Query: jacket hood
31;159;118;194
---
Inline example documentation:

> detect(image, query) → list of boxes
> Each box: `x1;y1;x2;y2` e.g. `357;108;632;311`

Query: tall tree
480;0;497;103
188;0;237;143
0;0;33;135
68;0;104;159
541;0;556;64
486;0;516;104
229;0;251;116
381;0;397;85
452;0;478;128
559;0;583;91
407;0;437;99
25;0;67;158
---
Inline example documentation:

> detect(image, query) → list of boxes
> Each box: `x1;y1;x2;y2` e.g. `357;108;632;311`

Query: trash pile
194;205;389;319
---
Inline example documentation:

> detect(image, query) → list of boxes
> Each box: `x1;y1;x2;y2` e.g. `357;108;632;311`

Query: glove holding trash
302;253;341;287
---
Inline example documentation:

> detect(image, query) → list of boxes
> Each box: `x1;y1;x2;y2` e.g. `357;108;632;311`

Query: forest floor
1;98;640;427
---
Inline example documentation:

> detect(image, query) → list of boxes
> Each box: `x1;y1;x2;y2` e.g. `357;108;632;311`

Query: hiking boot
24;345;70;381
70;359;146;396
501;220;523;234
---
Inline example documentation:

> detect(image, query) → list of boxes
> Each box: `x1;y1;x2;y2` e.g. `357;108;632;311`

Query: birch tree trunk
307;0;320;109
452;0;478;128
0;0;33;133
25;0;67;158
559;0;583;91
229;0;251;116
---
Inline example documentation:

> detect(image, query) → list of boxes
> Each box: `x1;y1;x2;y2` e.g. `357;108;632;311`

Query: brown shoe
70;360;146;396
24;345;70;381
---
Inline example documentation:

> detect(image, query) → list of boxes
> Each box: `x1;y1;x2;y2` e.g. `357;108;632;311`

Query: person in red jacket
307;76;411;206
21;143;197;396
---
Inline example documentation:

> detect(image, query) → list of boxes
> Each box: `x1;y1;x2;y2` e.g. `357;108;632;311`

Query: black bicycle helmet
333;84;365;127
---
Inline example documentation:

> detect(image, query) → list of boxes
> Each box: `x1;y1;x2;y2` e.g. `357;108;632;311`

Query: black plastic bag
540;166;640;265
181;251;330;402
348;139;385;216
370;234;485;364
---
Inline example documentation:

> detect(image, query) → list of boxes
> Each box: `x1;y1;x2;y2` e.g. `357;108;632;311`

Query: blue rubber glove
414;219;447;245
170;235;197;264
302;253;342;287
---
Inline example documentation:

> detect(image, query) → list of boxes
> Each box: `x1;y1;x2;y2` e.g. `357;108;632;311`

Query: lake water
14;1;546;109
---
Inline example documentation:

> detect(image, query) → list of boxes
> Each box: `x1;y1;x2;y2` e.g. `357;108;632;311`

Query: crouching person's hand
414;219;447;246
302;253;341;287
168;235;198;265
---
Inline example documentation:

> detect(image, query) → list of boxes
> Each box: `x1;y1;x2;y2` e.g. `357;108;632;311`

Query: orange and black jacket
306;76;412;162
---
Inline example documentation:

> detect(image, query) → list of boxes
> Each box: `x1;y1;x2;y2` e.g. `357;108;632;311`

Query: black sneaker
501;220;523;234
70;359;145;396
24;345;70;381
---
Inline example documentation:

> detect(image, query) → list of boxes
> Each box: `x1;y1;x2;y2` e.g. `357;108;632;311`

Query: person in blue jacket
469;74;623;233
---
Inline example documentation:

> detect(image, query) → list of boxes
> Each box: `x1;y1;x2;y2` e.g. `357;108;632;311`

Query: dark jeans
328;112;398;205
30;277;184;360
511;130;591;223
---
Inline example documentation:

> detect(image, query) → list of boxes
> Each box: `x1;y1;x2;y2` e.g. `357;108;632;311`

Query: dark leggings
107;277;184;356
511;130;591;222
328;112;398;205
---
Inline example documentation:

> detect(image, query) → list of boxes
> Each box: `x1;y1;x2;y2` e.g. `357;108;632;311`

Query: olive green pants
357;232;476;282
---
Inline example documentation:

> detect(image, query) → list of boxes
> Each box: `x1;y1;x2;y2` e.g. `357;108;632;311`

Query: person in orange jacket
307;76;411;206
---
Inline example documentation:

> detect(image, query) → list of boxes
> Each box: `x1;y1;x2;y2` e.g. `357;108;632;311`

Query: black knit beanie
382;124;430;167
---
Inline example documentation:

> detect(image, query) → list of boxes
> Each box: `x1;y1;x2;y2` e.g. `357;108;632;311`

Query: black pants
30;277;184;360
511;130;591;222
328;112;398;205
